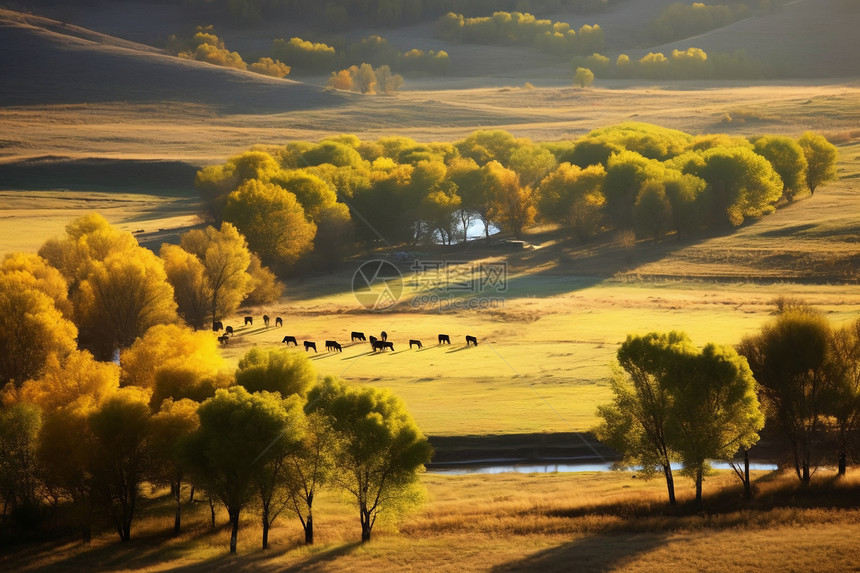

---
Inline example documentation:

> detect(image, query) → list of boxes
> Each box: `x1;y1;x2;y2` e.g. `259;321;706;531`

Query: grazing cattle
351;331;366;342
466;335;478;347
372;340;393;352
244;316;253;326
304;341;317;353
409;339;423;349
326;340;342;352
369;335;378;346
381;331;388;342
217;334;229;345
212;321;223;332
275;317;283;327
383;341;394;351
282;335;297;346
225;325;234;336
438;334;451;345
263;315;270;327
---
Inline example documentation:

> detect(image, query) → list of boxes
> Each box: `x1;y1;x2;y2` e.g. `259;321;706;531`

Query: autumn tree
39;214;177;360
537;162;606;241
18;350;119;414
1;252;72;318
0;272;77;387
235;347;316;398
738;308;833;486
447;156;483;241
483;160;535;239
242;253;284;307
149;398;200;534
160;244;210;330
798;132;838;194
75;248;178;358
37;403;96;542
174;222;253;329
307;377;433;542
222;179;317;268
574;66;595;87
120;323;230;409
633;180;673;239
87;387;153;542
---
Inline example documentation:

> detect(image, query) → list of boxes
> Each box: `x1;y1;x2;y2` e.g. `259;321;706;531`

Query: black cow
263;315;270;327
409;339;423;349
244;316;253;326
381;331;388;342
438;334;451;345
225;325;234;336
383;341;394;351
212;321;223;332
326;340;342;352
217;334;229;345
282;335;297;346
373;340;394;352
369;335;378;346
275;317;283;327
466;335;478;347
351;331;366;342
304;341;317;353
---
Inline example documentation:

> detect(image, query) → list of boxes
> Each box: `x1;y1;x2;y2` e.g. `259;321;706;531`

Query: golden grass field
2;1;860;570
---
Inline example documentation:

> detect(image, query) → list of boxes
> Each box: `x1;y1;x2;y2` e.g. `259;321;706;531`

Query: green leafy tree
684;145;783;227
798;132;838;194
180;386;303;553
594;332;687;505
667;343;763;503
283;411;334;544
306;377;433;542
752;135;808;201
738;308;833;485
235;347;317;398
825;318;860;476
633;180;672;240
0;402;43;526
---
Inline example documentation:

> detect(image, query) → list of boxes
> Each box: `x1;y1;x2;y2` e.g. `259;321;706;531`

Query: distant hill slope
650;0;860;78
0;9;346;111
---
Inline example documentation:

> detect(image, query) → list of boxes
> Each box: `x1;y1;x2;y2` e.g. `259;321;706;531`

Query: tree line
0;332;431;550
194;125;838;269
181;0;617;27
595;299;860;505
437;11;605;57
168;26;292;78
572;47;765;81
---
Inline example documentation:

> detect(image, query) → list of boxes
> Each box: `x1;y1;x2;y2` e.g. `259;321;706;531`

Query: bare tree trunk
173;480;181;535
304;511;313;545
743;449;752;499
695;467;703;504
208;495;216;529
228;508;240;554
663;463;676;505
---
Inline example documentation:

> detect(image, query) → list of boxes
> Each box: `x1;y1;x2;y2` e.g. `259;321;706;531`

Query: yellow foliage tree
18;350;119;413
1;252;73;318
176;222;253;328
0;273;77;387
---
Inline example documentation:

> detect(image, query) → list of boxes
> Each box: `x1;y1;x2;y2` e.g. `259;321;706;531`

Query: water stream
428;461;778;476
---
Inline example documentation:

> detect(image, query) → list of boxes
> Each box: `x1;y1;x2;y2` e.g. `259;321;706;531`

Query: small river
428;461;778;475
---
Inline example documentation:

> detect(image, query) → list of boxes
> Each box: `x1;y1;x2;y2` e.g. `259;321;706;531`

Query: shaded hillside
0;9;347;111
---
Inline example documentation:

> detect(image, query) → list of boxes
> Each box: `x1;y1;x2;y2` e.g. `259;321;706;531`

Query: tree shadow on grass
166;540;362;573
490;531;669;573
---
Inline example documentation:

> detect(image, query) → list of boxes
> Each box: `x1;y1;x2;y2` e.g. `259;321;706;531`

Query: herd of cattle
213;316;478;353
